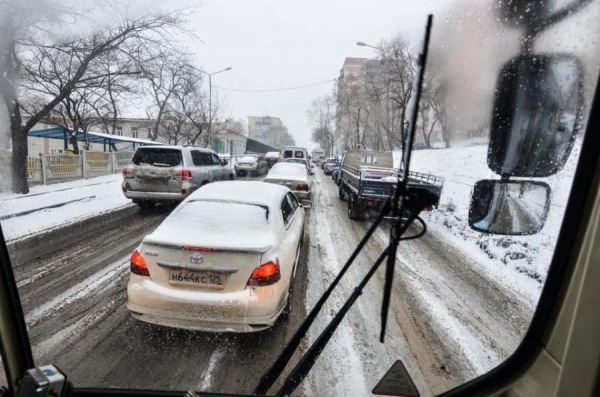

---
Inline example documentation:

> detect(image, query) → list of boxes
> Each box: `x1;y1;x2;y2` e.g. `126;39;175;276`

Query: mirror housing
221;160;229;166
301;200;312;209
469;180;551;235
488;54;583;177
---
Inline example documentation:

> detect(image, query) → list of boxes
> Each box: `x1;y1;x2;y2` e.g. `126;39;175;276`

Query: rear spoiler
142;239;273;254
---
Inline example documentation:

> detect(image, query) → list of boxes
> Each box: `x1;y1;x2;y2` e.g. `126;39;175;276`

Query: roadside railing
27;150;134;185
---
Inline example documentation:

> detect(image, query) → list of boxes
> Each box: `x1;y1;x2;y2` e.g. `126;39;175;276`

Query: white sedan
264;162;312;201
127;181;305;332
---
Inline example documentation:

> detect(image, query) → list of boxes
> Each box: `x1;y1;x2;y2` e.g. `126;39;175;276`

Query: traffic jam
120;145;434;333
121;146;317;332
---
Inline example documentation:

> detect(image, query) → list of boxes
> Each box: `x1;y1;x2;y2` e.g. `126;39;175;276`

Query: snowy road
4;171;533;396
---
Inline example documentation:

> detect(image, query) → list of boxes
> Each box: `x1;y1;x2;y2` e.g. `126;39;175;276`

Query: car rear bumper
123;189;188;201
127;276;286;333
293;190;311;200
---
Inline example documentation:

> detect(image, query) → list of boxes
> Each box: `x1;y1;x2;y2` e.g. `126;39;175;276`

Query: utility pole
185;65;232;149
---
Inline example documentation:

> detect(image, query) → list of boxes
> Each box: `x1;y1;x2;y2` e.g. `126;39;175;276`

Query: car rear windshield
240;155;258;162
175;200;270;231
132;148;182;167
269;164;307;178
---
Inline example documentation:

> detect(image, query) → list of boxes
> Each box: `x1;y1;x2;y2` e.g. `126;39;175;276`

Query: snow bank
409;142;579;305
0;174;131;242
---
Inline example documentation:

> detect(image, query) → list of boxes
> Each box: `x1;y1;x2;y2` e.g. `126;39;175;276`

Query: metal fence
27;151;134;185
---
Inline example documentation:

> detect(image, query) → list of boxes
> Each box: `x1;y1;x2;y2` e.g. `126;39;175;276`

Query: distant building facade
335;57;369;151
247;116;295;148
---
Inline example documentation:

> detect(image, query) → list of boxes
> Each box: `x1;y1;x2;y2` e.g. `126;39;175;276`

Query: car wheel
282;227;304;319
338;186;346;201
348;194;362;220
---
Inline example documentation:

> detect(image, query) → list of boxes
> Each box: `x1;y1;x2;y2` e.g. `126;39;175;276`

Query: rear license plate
169;270;226;289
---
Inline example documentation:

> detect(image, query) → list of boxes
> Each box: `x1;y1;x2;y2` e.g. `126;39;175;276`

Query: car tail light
122;168;134;178
130;250;150;276
296;183;309;191
176;169;193;180
248;259;280;286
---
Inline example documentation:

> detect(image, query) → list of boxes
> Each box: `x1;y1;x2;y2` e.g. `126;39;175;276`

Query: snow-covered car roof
189;181;289;208
266;163;308;181
136;145;213;153
265;151;281;158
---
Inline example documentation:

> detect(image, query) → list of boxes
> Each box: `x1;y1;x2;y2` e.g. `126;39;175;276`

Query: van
282;146;309;162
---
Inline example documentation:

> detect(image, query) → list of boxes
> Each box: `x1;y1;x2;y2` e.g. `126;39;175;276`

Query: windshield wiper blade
380;14;432;343
253;199;390;395
254;15;433;397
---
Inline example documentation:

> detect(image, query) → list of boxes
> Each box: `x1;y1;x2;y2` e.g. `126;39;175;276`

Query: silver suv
122;145;235;209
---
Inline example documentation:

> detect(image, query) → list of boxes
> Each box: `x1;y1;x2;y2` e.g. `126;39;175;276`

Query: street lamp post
356;41;383;52
186;65;232;149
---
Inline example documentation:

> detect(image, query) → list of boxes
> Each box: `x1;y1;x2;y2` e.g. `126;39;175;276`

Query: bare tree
46;85;111;153
137;49;193;141
376;36;416;150
8;12;183;193
92;51;140;136
308;94;336;155
334;36;416;152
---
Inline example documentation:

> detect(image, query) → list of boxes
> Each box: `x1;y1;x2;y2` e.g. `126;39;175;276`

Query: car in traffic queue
264;151;281;168
264;163;312;202
323;158;337;175
331;163;342;185
282;146;309;163
284;157;313;175
122;145;234;209
234;154;268;177
126;181;306;332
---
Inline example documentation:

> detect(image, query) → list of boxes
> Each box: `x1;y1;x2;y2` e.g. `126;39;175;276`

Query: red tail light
130;250;149;276
248;259;280;286
296;184;309;191
122;168;134;178
176;169;193;180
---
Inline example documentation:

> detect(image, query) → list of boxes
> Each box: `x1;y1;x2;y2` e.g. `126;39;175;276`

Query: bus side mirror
488;54;583;177
469;180;551;235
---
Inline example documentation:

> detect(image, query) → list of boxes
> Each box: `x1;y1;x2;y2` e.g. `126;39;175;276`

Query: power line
213;78;336;93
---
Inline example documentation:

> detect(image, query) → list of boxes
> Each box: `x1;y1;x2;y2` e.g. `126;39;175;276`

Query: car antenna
253;15;434;397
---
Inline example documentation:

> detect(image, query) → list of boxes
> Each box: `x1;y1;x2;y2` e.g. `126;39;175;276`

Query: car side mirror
221;160;229;166
301;200;312;209
469;180;551;235
488;54;583;177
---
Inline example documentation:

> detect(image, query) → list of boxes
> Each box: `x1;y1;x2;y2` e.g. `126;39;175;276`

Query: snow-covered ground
409;141;579;306
0;174;131;242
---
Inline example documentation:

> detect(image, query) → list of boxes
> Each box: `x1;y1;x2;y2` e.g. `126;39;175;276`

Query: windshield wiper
253;15;434;397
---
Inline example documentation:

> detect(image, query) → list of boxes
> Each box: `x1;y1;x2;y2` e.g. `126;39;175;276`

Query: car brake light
183;246;214;252
130;250;149;276
122;168;134;178
296;184;309;191
248;259;280;286
176;169;192;180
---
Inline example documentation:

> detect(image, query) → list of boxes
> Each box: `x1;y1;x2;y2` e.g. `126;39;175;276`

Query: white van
282;146;309;161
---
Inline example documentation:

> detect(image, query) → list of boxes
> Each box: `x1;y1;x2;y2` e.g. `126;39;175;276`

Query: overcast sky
181;0;443;149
